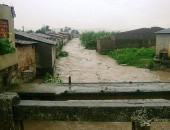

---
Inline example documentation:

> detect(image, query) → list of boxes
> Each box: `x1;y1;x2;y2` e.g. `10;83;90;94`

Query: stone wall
0;65;18;86
17;44;36;81
17;44;36;72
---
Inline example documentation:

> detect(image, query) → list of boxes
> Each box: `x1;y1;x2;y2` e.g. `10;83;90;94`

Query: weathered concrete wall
0;4;18;70
0;92;170;130
51;45;56;69
156;34;170;58
0;65;18;86
115;35;156;49
0;92;21;130
97;39;115;54
0;52;18;70
0;4;18;86
35;43;55;76
0;4;15;46
36;43;52;68
96;35;155;55
14;99;170;130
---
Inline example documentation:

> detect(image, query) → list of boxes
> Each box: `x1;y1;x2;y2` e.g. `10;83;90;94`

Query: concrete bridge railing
0;92;170;130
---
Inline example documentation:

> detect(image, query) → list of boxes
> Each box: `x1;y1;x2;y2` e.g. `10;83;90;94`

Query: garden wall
115;35;156;49
97;35;156;55
97;39;115;54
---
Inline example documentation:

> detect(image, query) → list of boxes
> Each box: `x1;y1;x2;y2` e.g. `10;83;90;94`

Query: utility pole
22;26;24;32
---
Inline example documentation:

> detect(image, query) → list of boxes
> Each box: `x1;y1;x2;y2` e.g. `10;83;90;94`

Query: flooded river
55;38;168;83
25;38;170;130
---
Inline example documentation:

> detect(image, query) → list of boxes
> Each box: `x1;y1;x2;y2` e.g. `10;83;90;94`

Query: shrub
80;31;115;49
0;39;15;55
108;48;156;69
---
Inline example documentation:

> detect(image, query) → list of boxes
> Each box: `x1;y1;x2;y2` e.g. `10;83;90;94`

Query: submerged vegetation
44;73;62;83
58;51;68;58
80;31;115;49
56;42;69;58
108;48;157;69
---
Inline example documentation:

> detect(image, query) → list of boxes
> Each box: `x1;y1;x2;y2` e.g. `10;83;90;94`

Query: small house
57;33;69;44
59;32;72;40
156;28;170;59
15;31;57;77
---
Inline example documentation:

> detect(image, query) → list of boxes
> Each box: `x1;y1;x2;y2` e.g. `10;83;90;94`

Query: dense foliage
80;31;115;49
0;39;15;55
108;48;156;69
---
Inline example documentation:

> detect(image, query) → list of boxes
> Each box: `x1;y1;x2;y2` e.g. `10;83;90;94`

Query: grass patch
108;48;158;70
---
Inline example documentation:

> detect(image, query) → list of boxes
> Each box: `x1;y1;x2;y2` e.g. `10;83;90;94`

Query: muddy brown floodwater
25;38;170;130
55;38;169;83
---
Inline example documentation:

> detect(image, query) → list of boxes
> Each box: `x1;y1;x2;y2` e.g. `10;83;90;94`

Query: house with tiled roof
15;31;57;77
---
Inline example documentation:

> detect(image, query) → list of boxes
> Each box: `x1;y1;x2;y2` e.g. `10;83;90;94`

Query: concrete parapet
0;92;20;130
14;99;170;130
0;92;170;130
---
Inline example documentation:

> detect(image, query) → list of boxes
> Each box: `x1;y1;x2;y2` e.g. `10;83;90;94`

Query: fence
96;35;156;54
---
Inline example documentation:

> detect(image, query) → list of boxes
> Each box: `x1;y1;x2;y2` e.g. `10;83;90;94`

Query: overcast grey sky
1;0;170;31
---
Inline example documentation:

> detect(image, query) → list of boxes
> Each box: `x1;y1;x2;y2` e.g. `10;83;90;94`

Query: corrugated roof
15;31;57;45
30;33;52;39
15;39;37;44
155;28;170;34
46;33;63;39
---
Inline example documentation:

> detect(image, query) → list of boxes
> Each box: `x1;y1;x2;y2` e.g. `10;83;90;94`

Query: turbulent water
25;38;170;130
55;38;167;83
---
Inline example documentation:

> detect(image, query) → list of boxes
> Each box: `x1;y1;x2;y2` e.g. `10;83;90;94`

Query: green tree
26;30;34;33
36;25;52;34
